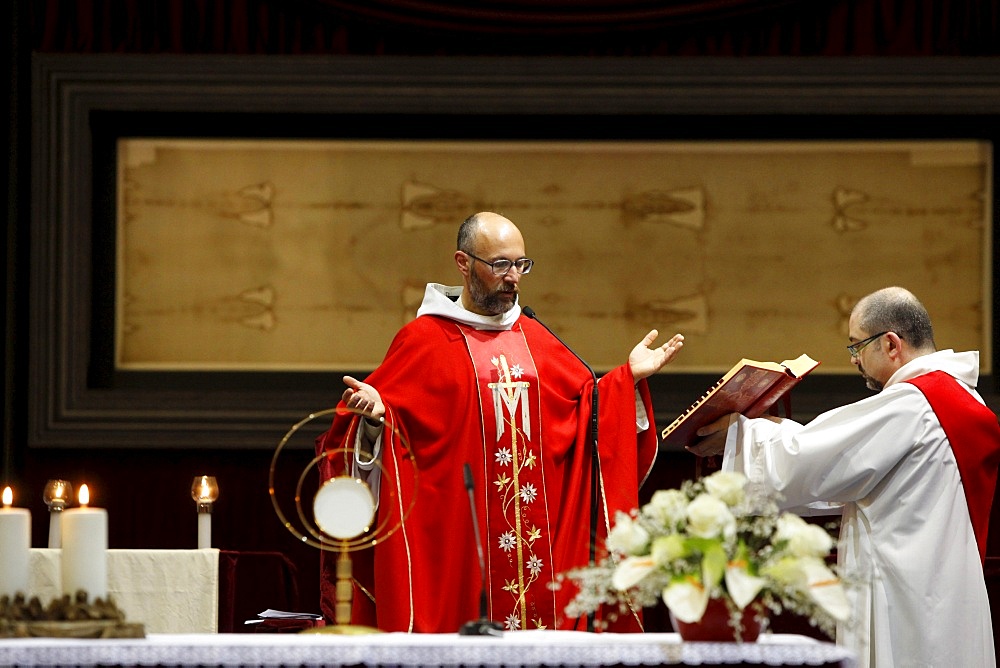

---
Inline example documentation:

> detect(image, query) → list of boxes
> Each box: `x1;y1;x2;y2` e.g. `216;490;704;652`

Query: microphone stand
459;463;504;637
522;306;600;633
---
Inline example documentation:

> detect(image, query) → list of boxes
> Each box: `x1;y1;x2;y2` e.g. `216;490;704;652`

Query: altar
0;630;855;667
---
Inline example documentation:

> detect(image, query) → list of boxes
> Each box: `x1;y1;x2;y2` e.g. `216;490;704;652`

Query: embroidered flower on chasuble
519;482;539;504
498;531;517;551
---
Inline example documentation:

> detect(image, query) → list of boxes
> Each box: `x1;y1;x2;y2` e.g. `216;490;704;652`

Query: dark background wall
5;0;1000;629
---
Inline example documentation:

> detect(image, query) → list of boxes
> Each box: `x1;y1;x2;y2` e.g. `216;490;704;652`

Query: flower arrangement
563;471;850;639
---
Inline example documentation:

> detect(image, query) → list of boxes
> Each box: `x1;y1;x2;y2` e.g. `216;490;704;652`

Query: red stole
906;371;1000;563
461;324;557;631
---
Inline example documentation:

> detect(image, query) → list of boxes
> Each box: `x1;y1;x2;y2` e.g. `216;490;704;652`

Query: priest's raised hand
628;329;685;381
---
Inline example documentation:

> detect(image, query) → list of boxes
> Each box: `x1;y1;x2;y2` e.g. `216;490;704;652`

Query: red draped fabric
906;371;1000;564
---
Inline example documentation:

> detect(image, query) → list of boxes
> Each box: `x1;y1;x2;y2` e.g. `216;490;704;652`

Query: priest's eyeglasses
464;251;534;276
847;331;889;357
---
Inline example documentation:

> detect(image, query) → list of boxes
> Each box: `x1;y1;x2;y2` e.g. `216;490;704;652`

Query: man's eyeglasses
847;331;889;357
464;251;534;276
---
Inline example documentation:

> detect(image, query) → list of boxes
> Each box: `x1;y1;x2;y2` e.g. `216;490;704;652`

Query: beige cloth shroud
29;548;219;633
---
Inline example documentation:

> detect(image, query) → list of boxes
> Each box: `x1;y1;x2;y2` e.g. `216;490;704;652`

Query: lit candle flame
79;484;90;507
1;486;11;507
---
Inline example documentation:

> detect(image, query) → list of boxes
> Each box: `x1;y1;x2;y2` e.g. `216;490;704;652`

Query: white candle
61;484;108;601
48;511;63;549
198;512;212;550
0;486;31;600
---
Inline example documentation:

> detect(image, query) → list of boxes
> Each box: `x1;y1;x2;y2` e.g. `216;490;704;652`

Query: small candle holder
43;480;73;549
191;476;219;549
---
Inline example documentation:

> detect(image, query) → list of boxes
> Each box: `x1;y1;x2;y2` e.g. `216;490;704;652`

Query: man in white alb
689;286;1000;668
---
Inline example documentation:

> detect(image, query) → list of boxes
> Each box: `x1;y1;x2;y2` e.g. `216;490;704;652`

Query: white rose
606;511;650;555
703;471;748;507
686;494;736;540
643;489;688;528
775;513;834;558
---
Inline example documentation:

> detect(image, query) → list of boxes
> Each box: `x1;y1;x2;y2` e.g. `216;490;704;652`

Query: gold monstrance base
301;549;381;635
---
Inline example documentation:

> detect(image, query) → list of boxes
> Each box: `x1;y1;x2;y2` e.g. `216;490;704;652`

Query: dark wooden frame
29;54;1000;449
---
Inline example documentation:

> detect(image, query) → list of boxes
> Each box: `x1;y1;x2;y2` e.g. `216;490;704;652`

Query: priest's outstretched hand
628;330;685;381
341;375;386;421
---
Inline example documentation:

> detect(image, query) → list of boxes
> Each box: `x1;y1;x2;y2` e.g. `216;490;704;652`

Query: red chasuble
906;370;1000;563
316;314;658;633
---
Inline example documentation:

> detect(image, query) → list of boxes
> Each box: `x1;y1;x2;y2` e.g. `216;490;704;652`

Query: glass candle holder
43;479;73;549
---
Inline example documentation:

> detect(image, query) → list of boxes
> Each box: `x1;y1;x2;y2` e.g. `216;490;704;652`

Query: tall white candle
198;512;212;550
0;486;31;600
61;484;108;601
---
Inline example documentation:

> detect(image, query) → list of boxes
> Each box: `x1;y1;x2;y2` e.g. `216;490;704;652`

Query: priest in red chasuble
316;211;684;633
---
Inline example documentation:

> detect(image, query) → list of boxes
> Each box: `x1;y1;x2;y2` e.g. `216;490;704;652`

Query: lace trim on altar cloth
0;630;856;667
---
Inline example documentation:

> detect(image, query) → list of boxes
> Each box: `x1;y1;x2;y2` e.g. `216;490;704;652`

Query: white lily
724;561;767;609
763;556;850;622
662;578;710;624
611;556;656;591
800;559;851;622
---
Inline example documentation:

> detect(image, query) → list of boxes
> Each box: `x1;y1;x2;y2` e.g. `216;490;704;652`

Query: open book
660;353;820;448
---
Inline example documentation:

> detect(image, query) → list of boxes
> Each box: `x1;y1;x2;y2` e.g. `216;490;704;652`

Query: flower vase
670;597;766;642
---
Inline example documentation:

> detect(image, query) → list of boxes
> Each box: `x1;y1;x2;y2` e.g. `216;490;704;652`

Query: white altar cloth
0;630;856;667
28;548;219;634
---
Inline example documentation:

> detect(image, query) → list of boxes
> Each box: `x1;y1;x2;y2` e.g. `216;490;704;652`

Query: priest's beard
858;364;884;391
469;270;518;315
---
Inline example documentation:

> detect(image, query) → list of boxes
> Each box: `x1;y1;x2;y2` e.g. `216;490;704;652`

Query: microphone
522;307;595;384
521;306;600;633
458;463;503;637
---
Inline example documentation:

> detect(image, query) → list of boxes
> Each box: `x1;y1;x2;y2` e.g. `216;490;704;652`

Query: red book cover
660;354;819;448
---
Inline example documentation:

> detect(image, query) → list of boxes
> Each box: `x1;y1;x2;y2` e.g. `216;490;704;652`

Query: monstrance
269;407;416;634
